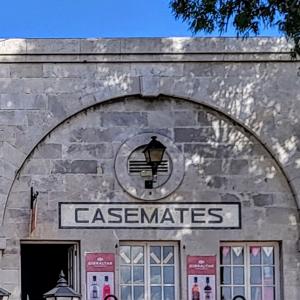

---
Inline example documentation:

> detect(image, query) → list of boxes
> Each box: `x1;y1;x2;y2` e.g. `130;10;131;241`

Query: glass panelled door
119;242;178;300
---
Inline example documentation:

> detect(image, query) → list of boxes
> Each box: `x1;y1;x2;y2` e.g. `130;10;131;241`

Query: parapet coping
0;37;297;62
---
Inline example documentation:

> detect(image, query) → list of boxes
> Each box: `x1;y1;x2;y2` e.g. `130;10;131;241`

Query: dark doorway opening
21;243;76;300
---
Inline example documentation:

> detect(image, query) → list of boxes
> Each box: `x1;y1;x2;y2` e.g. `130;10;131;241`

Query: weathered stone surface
68;127;128;143
2;142;26;166
80;39;121;53
253;194;274;206
148;110;174;128
140;76;160;97
174;128;210;142
64;143;113;159
22;160;51;175
26;39;80;53
43;63;97;78
0;39;297;300
32;143;62;159
0;65;10;78
0;39;26;54
265;207;297;224
174;111;197;126
228;159;249;175
51;160;97;174
101;112;148;127
10;64;43;78
0;111;26;126
0;93;47;110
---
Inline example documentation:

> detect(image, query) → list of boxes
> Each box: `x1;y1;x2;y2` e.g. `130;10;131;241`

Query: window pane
251;286;262;300
121;286;132;300
220;266;231;284
120;246;131;264
220;246;231;265
233;267;244;285
163;266;174;284
221;287;231;300
120;243;177;300
263;266;274;285
121;266;132;284
164;286;175;300
262;247;274;265
233;287;245;297
132;247;144;264
150;246;161;264
151;266;161;284
263;287;275;300
251;266;262;284
151;286;162;300
220;244;278;300
133;266;144;284
232;247;244;265
133;286;144;300
163;246;174;264
250;246;261;265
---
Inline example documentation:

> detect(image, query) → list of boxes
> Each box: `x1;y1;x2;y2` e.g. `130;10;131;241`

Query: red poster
86;253;115;300
187;256;216;300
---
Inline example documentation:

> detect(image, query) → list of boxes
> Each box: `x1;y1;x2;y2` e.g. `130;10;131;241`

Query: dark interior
21;244;70;300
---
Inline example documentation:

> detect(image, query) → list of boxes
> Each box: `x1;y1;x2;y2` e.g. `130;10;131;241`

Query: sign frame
59;202;241;230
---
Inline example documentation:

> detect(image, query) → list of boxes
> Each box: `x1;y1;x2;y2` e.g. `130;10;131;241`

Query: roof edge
0;37;294;55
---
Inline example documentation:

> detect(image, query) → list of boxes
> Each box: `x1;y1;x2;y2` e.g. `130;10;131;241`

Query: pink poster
187;256;216;300
86;253;115;300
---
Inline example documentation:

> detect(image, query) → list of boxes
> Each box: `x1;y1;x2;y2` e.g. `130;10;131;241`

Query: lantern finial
57;270;68;287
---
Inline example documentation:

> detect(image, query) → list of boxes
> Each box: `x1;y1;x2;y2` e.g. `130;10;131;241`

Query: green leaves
170;0;300;56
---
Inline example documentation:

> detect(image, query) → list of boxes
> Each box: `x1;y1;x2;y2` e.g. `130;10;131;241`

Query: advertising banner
86;253;115;300
187;256;216;300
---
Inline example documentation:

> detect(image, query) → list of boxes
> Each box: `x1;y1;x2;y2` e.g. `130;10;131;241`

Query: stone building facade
0;38;299;300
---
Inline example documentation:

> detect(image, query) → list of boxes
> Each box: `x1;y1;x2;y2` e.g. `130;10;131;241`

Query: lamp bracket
30;187;39;209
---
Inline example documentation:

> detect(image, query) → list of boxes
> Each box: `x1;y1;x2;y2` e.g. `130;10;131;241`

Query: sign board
187;256;216;300
59;202;241;229
86;253;115;300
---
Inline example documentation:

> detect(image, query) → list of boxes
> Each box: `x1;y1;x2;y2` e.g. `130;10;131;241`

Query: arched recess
2;93;300;226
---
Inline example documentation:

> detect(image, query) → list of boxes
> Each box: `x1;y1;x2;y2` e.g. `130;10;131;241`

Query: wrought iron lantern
43;271;80;300
143;136;166;175
143;136;166;188
0;288;10;300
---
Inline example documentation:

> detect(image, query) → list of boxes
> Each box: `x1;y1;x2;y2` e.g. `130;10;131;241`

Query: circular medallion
114;133;185;200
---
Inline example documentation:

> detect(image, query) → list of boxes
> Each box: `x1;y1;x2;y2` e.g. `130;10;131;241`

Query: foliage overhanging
170;0;300;57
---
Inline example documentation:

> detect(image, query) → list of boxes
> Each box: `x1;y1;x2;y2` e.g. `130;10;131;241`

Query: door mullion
245;244;250;300
145;243;149;300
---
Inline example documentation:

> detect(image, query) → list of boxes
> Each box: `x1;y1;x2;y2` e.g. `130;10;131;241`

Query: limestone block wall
0;38;298;299
2;96;299;299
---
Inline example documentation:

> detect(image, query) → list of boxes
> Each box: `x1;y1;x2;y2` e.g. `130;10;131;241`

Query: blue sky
0;0;281;38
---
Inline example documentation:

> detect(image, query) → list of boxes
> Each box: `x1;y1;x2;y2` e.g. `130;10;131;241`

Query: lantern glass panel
144;150;151;164
149;149;164;163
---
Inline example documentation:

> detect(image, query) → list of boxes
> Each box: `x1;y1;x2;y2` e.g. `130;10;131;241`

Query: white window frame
119;241;179;300
220;242;280;300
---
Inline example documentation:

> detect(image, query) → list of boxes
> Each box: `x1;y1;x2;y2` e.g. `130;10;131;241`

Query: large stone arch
2;92;300;224
3;93;299;222
2;94;299;300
